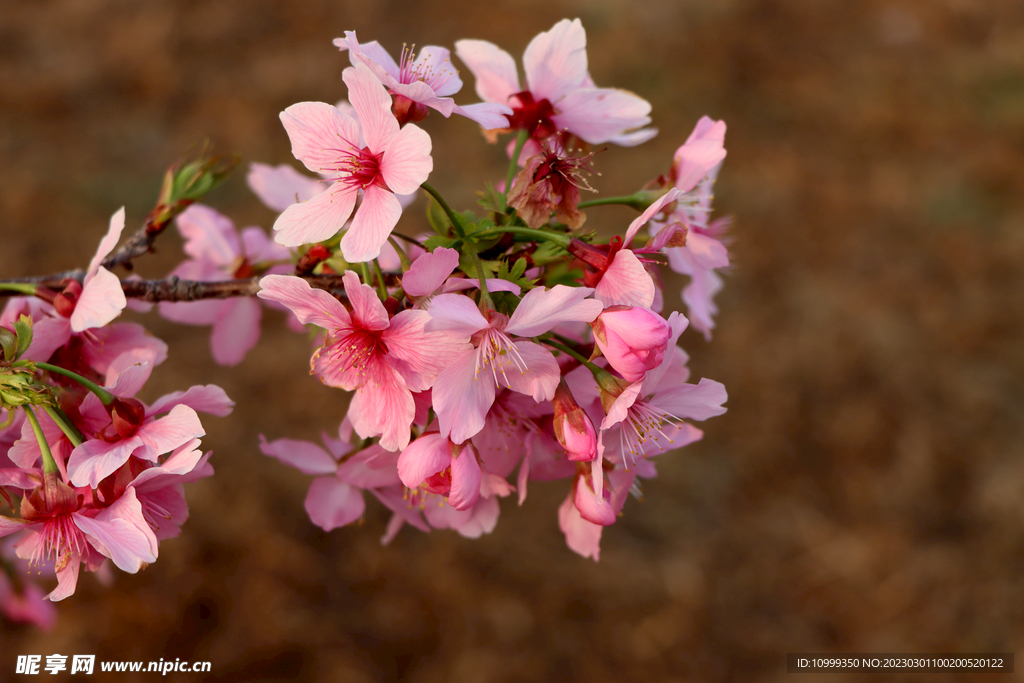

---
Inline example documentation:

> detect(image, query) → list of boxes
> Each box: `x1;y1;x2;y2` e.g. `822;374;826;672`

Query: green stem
26;362;115;406
23;405;58;475
387;236;413;272
420;182;466;239
359;262;373;290
465;247;493;310
577;192;660;211
0;283;40;296
41;404;84;447
371;259;388;300
504;129;529;198
477;226;571;248
542;338;603;375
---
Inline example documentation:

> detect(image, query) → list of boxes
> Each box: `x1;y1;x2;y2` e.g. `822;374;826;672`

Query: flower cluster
0;210;233;605
0;16;732;626
250;19;731;559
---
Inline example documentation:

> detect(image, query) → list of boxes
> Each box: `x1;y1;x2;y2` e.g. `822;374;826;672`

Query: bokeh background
2;0;1023;680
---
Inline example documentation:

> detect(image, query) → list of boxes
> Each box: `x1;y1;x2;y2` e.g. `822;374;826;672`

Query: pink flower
334;32;512;129
401;246;522;307
158;204;291;366
273;63;433;260
557;468;633;561
455;19;656;146
426;285;604;444
21;208;129;362
397;432;482;511
651;117;730;339
551;380;597;461
591;306;672;383
258;272;467;451
0;474;157;601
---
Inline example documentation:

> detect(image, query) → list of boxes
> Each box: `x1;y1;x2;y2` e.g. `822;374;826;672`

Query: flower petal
257;274;352;331
210;297;262;366
343;62;399;152
433;349;495;444
280;101;362;174
551;87;652;146
594;249;655;308
402;246;460;297
523;19;588;103
246;162;325;212
505;285;602;337
272;182;357;247
304;477;365;531
454;39;521;104
380;123;433;195
340;184;402;262
259;435;338;475
448;444;482;511
341;270;389;331
70;267;126;332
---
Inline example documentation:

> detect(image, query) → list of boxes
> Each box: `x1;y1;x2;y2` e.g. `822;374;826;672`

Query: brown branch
101;201;193;273
0;275;352;303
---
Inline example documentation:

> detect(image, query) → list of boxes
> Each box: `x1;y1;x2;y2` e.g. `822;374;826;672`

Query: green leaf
423;234;457;251
0;329;16;362
13;315;33;361
426;197;452;236
477;182;507;214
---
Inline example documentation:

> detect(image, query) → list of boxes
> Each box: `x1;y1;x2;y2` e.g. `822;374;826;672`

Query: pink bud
591;306;671;382
552;380;597;461
573;473;616;526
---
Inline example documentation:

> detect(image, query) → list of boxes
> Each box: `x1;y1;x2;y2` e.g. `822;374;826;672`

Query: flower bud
591;306;671;382
552;380;597;462
107;397;146;439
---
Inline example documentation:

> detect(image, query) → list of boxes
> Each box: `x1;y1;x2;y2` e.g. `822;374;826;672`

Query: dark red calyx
53;280;83;318
392;95;430;126
508;92;557;139
108;397;146;439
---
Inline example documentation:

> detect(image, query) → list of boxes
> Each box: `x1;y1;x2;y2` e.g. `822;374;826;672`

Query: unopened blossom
591;306;672;383
551;379;597;461
258;272;467;451
335;32;511;128
426;285;604;444
455;19;655;149
273;63;432;260
158;204;291;365
508;138;595;229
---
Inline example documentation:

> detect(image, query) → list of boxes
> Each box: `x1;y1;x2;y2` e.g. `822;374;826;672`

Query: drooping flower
507;138;596;229
273;63;432;260
258;272;467;451
334;32;512;129
397;432;482;511
455;19;656;149
158;204;291;366
650;117;730;339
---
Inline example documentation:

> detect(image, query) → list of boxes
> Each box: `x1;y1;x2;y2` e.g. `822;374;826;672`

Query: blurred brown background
2;0;1023;680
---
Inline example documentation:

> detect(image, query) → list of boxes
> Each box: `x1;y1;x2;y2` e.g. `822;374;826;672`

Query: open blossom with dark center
455;19;656;150
334;32;511;129
258;272;468;451
508;139;596;229
0;473;156;601
273;62;432;260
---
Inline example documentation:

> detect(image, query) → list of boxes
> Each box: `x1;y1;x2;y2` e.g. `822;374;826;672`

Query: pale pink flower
651;117;730;339
455;19;655;146
426;285;603;444
261;421;411;532
158;204;291;366
334;32;512;129
258;272;467;451
401;246;521;308
273;63;432;260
